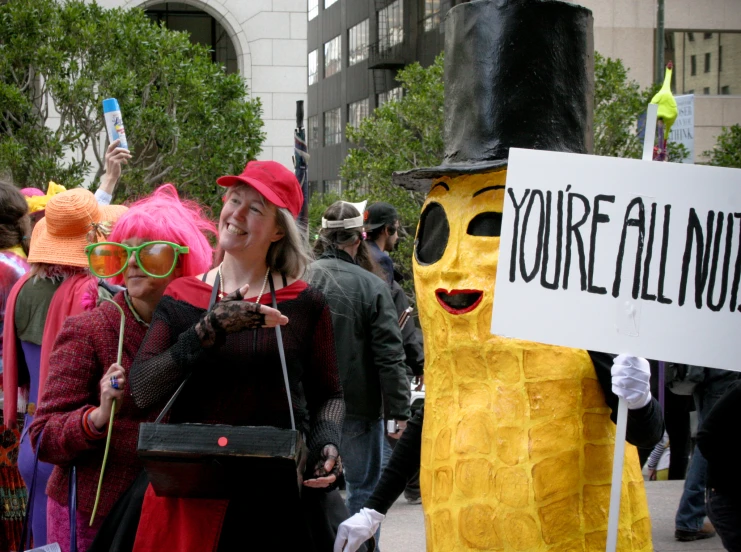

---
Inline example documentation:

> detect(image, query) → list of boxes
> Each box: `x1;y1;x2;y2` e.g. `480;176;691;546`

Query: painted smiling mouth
435;289;483;314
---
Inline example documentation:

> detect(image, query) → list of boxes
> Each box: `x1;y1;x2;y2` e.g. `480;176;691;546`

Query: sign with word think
491;148;741;371
670;95;695;164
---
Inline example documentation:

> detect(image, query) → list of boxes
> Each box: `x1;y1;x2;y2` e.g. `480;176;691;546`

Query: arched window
146;2;238;74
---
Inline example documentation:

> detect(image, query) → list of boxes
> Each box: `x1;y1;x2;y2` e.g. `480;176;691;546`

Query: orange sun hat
28;188;128;267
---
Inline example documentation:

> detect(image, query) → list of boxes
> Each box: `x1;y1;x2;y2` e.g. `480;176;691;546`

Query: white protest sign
490;148;741;371
669;95;695;164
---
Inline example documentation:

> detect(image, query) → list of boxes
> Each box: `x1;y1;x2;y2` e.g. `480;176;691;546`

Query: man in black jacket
364;202;425;379
674;367;740;542
364;202;425;504
697;379;741;550
309;201;411;549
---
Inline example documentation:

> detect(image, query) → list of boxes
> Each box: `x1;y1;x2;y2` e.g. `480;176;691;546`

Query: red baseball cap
217;160;303;218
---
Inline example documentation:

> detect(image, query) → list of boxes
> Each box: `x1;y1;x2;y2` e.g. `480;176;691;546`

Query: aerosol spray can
102;98;128;149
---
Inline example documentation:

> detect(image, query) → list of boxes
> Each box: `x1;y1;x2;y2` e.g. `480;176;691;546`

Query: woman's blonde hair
268;207;312;279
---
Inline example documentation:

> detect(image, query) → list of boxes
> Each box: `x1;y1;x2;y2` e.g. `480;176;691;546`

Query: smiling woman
125;160;348;551
28;184;217;552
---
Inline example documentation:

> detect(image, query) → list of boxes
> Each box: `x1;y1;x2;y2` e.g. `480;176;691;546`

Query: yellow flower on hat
26;181;67;213
47;181;66;196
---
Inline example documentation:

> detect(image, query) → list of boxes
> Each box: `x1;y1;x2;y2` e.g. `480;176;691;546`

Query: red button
218;437;228;447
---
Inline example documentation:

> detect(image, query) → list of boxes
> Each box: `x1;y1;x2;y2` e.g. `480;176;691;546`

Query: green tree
339;54;443;287
702;124;741;168
0;0;264;210
593;53;646;158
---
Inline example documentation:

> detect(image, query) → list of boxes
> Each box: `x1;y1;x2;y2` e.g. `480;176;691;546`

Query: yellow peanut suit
413;172;652;551
392;1;659;550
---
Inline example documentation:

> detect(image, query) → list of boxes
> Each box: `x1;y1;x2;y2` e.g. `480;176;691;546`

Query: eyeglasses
85;241;189;279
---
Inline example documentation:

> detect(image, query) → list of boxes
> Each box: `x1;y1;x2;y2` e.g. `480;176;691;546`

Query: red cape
2;273;96;426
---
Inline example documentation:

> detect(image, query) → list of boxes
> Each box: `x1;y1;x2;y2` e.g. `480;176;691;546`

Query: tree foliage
339;54;443;286
702;124;741;168
0;0;264;210
336;52;690;293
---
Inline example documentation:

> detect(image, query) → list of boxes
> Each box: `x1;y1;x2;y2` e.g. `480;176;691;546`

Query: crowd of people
0;144;738;552
0;145;415;551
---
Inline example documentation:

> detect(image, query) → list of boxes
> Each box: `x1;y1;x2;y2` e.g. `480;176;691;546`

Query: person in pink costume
29;184;216;551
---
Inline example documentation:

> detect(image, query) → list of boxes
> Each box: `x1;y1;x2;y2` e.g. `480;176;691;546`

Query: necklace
217;264;271;304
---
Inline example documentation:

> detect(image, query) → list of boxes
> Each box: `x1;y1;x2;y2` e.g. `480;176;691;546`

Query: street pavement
378;479;726;551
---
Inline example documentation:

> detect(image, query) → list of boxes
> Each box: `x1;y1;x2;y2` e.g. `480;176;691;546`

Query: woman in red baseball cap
127;160;346;551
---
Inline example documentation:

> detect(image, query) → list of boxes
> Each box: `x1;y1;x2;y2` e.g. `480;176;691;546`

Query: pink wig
108;184;216;284
21;187;45;197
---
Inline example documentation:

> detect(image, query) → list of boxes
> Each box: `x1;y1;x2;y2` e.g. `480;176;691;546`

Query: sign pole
605;102;659;552
605;399;629;551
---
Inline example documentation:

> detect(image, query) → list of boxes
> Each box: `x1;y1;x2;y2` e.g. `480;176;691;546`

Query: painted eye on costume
415;202;449;266
467;212;502;237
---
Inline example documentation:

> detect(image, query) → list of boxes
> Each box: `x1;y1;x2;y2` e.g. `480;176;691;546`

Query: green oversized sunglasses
85;241;189;279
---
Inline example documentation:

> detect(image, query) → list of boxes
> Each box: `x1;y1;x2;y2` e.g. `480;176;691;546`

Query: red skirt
132;485;229;552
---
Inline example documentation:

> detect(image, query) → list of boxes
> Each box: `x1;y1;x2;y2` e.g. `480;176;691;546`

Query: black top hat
393;0;594;191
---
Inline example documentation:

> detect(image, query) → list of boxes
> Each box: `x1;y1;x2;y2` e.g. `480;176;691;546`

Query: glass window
325;0;338;8
703;87;710;94
664;31;740;95
324;36;342;78
145;5;238;74
308;115;319;150
308;49;318;86
324;108;342;146
721;85;730;95
704;32;713;39
377;86;402;107
308;0;318;20
308;181;319;198
348;19;369;66
687;32;694;41
378;0;403;51
323;180;342;195
423;0;441;32
348;98;370;130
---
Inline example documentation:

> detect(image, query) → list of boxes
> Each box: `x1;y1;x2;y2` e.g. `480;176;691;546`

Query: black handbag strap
155;270;295;431
154;272;220;423
270;274;296;431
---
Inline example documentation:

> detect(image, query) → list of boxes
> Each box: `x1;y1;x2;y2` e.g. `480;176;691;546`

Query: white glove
334;508;385;552
611;354;651;410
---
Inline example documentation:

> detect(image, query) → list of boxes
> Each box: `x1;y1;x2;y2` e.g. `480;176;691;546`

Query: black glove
304;444;343;491
194;287;265;348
